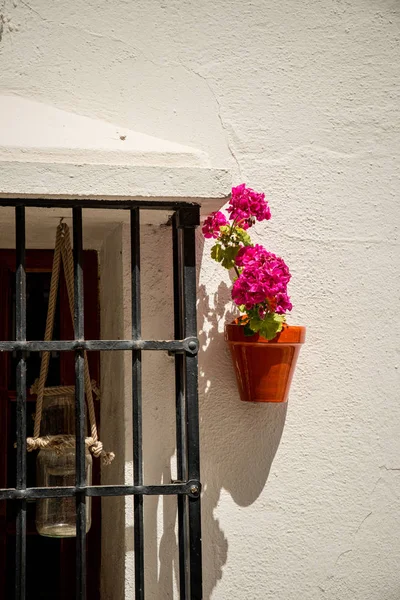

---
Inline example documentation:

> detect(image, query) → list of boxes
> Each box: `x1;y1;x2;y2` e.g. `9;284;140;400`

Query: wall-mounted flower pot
225;323;306;403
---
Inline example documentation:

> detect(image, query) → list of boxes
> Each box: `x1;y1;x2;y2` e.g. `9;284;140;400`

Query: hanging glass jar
35;393;92;538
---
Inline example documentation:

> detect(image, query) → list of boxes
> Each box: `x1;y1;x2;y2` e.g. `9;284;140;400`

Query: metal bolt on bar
1;199;203;600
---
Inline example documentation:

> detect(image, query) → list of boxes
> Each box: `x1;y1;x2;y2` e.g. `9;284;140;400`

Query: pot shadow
198;275;288;597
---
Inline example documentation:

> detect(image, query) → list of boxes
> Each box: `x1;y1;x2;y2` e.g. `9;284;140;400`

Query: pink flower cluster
227;183;271;229
201;185;293;321
202;211;228;239
232;245;292;313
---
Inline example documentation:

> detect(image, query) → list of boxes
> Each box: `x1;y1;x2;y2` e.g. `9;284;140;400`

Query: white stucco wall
1;1;400;599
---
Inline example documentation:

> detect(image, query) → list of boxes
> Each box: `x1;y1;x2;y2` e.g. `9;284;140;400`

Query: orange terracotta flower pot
225;323;306;403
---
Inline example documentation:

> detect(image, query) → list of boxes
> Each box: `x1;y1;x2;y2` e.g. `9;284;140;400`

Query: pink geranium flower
232;245;292;311
201;211;228;239
227;183;271;229
275;292;293;314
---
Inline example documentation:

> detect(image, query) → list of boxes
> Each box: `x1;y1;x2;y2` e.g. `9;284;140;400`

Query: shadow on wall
139;222;180;598
197;233;288;598
133;224;287;599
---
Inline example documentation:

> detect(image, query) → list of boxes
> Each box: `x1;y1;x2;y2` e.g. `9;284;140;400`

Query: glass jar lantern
35;394;92;537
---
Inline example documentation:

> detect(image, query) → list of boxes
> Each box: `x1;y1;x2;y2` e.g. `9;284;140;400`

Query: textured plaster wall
1;1;400;598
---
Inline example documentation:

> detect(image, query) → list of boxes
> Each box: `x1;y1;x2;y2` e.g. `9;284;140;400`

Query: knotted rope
27;221;115;466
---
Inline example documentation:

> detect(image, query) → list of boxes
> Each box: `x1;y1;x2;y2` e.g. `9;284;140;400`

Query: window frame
0;199;202;600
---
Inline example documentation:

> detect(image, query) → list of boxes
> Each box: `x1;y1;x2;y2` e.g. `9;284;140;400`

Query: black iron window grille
0;199;202;600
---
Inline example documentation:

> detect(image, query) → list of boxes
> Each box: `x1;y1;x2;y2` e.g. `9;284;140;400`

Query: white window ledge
0;95;231;213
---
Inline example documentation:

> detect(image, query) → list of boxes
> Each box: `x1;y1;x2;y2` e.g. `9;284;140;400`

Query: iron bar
0;481;200;501
0;198;201;210
173;213;190;599
0;338;199;354
131;208;145;599
73;207;87;600
178;206;203;600
15;206;26;600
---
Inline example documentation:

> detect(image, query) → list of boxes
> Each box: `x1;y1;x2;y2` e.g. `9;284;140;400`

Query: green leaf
248;317;262;333
238;305;246;313
211;244;223;262
219;225;230;235
235;227;253;246
221;245;240;269
249;313;286;341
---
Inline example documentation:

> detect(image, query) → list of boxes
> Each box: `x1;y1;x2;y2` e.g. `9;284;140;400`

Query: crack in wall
334;548;353;569
380;465;400;472
178;61;241;180
320;508;374;593
19;0;45;20
354;511;372;535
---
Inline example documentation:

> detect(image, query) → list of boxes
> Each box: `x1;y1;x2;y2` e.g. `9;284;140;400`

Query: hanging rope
27;221;115;466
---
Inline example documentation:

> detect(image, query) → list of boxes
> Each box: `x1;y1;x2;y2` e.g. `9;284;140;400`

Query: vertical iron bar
178;207;202;600
172;215;189;598
131;208;145;599
15;206;26;600
73;207;86;600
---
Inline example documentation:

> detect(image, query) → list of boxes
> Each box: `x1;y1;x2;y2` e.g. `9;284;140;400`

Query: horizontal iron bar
0;198;200;210
0;481;201;501
0;337;199;354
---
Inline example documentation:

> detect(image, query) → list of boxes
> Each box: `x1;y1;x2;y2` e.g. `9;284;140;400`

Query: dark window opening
10;271;61;390
0;249;101;600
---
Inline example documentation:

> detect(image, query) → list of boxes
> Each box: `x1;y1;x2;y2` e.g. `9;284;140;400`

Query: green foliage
219;226;230;235
210;224;253;271
210;244;223;262
244;323;255;336
235;227;252;246
210;243;239;269
249;313;286;340
221;245;239;269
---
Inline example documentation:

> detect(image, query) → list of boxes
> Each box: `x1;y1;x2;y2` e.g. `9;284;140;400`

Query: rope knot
90;440;103;457
88;440;115;466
